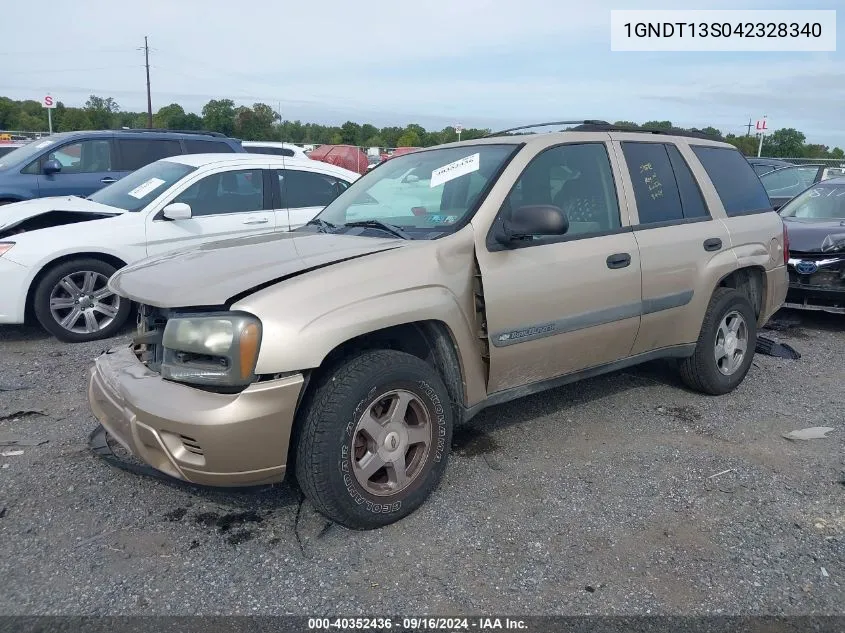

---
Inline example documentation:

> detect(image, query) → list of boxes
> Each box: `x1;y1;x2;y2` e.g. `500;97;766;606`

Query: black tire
33;258;131;343
679;287;758;395
295;349;453;530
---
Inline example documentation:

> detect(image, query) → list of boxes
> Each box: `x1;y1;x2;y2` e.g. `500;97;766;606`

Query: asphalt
0;309;843;615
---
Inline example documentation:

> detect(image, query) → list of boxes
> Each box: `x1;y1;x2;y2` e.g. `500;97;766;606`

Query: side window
173;169;265;216
116;139;181;171
183;139;235;154
760;166;819;198
621;142;683;224
44;140;113;174
691;146;771;216
281;169;345;208
505;143;621;237
666;145;709;219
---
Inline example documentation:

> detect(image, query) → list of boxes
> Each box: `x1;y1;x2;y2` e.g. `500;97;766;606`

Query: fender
244;285;489;407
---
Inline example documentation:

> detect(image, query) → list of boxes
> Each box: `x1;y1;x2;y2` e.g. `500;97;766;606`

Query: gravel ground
0;309;843;615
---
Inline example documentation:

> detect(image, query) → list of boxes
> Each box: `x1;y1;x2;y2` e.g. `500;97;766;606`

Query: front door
145;167;276;257
475;140;642;394
36;137;117;198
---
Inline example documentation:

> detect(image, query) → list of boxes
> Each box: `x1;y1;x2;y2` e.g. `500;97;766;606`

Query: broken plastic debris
756;336;801;360
1;449;24;457
821;567;830;578
782;427;835;441
0;439;48;447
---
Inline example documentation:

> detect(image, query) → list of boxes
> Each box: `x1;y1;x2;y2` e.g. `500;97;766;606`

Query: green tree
201;99;236;136
233;103;278;140
84;95;119;129
59;109;94;131
613;120;640;129
396;130;421;147
340;121;362;145
803;144;829;159
363;135;384;148
154;103;188;129
831;147;844;159
763;128;806;158
642;120;673;130
725;133;759;156
380;126;403;148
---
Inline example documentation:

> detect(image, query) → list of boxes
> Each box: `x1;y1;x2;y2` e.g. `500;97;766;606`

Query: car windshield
780;182;845;220
88;160;196;212
0;136;65;170
311;144;518;238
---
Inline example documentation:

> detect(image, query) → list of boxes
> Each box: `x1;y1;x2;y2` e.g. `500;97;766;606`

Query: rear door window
665;145;709;219
621;142;683;225
691;146;771;215
116;138;182;171
183;139;235;154
174;169;266;216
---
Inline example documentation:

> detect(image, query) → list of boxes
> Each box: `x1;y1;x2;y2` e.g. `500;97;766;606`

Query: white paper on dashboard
430;153;480;188
127;177;166;199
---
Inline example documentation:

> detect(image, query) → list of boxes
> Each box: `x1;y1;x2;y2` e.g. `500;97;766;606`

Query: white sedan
0;153;358;342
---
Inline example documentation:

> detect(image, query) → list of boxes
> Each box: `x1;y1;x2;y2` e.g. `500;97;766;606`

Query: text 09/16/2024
610;9;836;51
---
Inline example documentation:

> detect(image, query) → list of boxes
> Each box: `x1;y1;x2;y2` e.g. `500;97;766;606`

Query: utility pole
745;118;753;137
144;36;152;128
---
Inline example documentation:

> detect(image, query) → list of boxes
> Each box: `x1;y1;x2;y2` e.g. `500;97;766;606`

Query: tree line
0;95;841;159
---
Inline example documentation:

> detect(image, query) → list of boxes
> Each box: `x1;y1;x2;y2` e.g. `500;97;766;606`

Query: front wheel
679;287;757;395
33;258;131;343
295;350;453;529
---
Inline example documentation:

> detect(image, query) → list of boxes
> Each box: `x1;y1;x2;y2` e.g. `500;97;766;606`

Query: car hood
0;196;122;233
783;217;845;254
109;231;408;308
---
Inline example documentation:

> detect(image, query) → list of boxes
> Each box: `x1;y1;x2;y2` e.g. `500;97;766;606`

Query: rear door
614;138;732;355
113;137;183;183
35;136;117;197
475;137;643;393
144;166;276;256
274;167;351;230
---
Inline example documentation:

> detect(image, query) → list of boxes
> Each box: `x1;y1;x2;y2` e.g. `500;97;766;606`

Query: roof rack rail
114;128;229;138
485;120;611;137
569;123;724;141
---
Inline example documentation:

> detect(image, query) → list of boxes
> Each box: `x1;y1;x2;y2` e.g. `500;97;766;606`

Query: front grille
134;304;169;372
788;253;845;289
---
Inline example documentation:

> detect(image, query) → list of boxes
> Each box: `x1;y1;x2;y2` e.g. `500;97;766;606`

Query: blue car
0;129;244;205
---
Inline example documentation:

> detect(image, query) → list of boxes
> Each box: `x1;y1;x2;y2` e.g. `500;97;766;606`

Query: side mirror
162;202;192;221
43;159;62;175
496;205;569;244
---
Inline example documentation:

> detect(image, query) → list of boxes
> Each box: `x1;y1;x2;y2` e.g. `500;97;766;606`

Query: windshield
780;183;845;220
760;166;820;198
312;144;517;238
89;160;196;212
0;136;65;170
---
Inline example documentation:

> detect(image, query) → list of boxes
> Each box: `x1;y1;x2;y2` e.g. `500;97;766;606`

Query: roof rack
569;123;724;141
114;128;229;138
485;120;611;137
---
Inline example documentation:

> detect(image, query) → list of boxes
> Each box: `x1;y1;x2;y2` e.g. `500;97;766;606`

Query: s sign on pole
42;94;57;135
755;116;768;157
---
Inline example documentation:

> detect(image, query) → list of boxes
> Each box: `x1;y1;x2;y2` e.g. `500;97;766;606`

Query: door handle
243;217;269;225
606;253;631;269
703;238;722;252
100;177;117;184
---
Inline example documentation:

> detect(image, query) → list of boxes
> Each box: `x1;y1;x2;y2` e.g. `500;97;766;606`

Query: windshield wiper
341;220;412;240
304;218;339;233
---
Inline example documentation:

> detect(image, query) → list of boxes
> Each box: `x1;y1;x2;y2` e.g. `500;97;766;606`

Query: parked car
0;141;29;159
760;164;827;210
747;157;793;176
0;129;245;204
242;141;309;159
0;154;358;341
779;176;845;313
88;126;787;529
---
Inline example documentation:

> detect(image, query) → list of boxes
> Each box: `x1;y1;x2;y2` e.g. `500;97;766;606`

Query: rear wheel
679;287;757;395
33;258;131;343
295;349;453;530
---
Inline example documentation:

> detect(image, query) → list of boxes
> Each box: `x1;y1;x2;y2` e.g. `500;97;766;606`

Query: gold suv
88;123;789;529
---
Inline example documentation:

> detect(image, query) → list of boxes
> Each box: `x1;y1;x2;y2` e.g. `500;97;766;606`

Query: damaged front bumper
785;255;845;314
88;345;304;486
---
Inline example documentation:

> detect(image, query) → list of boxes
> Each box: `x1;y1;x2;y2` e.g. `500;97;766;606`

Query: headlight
0;242;15;257
161;312;262;388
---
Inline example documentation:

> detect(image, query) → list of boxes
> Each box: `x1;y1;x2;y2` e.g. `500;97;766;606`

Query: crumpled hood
0;196;122;232
784;217;845;254
110;231;407;307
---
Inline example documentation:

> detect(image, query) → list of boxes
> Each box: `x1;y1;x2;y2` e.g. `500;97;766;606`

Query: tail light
782;220;789;265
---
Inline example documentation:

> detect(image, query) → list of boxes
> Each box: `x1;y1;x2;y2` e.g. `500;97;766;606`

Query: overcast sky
2;0;843;147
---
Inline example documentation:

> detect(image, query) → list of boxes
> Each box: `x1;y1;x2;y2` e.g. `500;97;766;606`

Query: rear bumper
0;257;29;324
87;345;304;486
762;265;789;323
